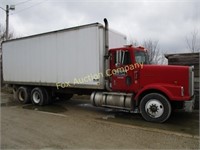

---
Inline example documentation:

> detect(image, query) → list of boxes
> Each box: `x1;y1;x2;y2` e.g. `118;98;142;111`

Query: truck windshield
135;51;149;64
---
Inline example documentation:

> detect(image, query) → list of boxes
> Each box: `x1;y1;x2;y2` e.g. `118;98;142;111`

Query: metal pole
6;5;9;40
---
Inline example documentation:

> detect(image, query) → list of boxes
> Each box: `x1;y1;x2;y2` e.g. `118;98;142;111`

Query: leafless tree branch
130;38;166;64
186;29;200;53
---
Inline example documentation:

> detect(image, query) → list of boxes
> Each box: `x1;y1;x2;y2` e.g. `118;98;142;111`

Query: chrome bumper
184;96;195;112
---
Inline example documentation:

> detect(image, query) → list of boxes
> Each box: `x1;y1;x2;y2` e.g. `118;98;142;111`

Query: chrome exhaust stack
104;18;111;91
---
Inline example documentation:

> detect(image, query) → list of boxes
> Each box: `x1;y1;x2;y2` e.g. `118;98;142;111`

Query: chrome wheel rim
19;90;25;101
145;99;164;118
33;92;41;104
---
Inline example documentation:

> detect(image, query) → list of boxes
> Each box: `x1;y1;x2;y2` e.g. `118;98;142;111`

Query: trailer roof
2;22;103;44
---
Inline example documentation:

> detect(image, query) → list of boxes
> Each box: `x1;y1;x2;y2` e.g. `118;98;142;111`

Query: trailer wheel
45;89;52;105
31;87;50;106
16;86;31;104
139;93;171;123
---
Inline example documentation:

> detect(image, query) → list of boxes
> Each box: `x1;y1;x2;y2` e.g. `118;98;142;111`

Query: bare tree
143;40;159;64
0;24;14;44
186;29;200;53
130;38;166;64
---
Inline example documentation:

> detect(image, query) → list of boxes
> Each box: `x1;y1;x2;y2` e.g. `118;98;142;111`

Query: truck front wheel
139;93;171;123
31;87;50;106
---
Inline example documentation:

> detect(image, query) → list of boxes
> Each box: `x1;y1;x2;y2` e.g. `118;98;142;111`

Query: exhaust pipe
104;18;109;56
104;18;111;91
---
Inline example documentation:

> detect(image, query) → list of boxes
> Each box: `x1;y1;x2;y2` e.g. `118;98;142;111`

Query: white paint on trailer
2;23;126;89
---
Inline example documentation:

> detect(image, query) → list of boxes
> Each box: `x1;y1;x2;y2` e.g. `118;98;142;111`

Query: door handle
126;76;132;86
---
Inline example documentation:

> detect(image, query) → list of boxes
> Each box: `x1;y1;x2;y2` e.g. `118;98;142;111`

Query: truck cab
91;45;195;123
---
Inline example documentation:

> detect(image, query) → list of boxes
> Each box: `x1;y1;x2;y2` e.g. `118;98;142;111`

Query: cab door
110;50;133;92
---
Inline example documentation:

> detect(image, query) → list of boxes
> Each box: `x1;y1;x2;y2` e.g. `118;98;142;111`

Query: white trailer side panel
2;23;126;89
109;29;127;49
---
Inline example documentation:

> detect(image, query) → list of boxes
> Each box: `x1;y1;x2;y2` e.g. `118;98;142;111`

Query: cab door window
114;50;131;66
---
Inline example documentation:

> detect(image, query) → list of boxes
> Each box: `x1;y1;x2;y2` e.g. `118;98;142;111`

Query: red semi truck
2;19;194;123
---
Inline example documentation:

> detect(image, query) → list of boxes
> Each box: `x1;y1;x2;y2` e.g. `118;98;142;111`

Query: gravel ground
1;91;199;149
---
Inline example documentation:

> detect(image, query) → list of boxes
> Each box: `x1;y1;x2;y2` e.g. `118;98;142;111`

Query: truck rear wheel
31;87;50;106
139;93;171;123
16;86;31;104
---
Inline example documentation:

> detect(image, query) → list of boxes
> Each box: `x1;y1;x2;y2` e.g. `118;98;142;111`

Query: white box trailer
2;23;126;90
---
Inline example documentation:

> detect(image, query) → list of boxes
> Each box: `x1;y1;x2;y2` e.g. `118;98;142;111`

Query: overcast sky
1;0;200;54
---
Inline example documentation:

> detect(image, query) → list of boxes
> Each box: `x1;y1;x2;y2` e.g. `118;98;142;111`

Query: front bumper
183;95;195;112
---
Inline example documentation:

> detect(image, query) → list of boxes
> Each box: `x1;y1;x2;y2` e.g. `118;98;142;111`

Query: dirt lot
1;90;199;149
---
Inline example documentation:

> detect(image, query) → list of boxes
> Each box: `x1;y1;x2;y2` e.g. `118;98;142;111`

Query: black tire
31;87;50;106
57;93;73;100
45;88;53;104
16;86;31;104
139;93;171;123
